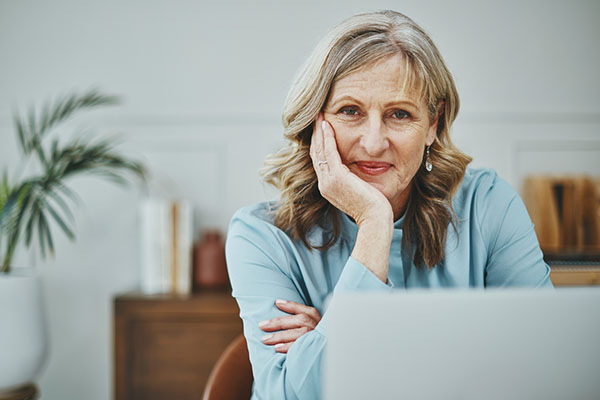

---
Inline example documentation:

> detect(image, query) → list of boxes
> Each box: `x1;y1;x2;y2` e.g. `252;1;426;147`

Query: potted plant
0;90;145;394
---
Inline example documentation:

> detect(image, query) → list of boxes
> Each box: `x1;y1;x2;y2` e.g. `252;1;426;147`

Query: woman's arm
226;216;325;400
226;116;397;399
227;211;393;399
260;299;321;354
475;172;553;287
256;116;396;356
311;115;394;282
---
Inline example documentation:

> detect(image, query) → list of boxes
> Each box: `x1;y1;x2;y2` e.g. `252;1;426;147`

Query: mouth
354;161;392;176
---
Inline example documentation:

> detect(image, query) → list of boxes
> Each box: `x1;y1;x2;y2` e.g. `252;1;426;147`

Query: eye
338;106;360;116
392;110;411;120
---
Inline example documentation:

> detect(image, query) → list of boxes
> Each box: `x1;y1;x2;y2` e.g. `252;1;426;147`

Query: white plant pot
0;269;48;392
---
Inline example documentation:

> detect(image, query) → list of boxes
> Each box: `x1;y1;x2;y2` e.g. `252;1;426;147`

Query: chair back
202;334;253;400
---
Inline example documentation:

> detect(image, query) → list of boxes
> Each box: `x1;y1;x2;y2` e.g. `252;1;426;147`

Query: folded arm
226;210;393;400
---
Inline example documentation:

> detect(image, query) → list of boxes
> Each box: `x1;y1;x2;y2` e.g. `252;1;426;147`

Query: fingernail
275;299;287;305
274;343;285;350
262;334;273;342
321;121;328;131
258;320;269;328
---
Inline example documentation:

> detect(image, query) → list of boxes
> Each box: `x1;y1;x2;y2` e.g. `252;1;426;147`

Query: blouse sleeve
225;208;390;400
474;172;553;287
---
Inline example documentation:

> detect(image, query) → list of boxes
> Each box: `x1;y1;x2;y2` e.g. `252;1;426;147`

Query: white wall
1;1;599;399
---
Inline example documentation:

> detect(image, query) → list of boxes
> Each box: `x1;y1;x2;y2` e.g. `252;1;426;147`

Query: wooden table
113;291;242;400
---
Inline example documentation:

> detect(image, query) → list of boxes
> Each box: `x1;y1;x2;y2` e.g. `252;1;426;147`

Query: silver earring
425;146;433;172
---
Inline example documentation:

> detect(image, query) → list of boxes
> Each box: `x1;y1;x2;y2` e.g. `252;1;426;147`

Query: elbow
252;356;311;400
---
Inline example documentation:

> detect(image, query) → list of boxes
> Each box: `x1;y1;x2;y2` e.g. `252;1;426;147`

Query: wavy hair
262;10;472;268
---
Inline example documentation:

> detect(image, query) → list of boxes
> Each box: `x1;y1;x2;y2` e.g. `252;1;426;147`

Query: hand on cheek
310;113;393;225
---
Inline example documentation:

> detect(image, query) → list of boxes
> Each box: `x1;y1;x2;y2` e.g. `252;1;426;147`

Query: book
139;198;193;294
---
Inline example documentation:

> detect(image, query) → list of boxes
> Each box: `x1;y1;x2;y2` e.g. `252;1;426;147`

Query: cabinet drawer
114;292;242;400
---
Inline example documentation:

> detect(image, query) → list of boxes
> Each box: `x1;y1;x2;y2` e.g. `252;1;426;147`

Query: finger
321;120;344;169
310;115;328;171
274;342;292;353
275;299;321;322
259;314;317;331
275;300;321;322
262;327;311;345
259;313;317;332
310;113;324;160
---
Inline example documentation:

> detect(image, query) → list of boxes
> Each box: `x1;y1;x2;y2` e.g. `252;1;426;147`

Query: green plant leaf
0;183;26;230
40;196;74;240
37;209;47;258
24;199;39;247
13;89;120;165
4;89;146;270
43;90;118;138
54;182;82;206
46;189;75;224
14;115;29;154
0;171;10;214
1;181;35;269
35;141;48;170
39;211;54;257
88;170;129;185
27;105;37;155
39;101;50;139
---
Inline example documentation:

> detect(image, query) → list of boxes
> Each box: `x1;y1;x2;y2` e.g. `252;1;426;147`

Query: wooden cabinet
114;291;242;400
550;265;600;286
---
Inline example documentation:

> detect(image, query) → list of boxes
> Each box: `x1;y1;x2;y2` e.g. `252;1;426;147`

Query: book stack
139;199;193;294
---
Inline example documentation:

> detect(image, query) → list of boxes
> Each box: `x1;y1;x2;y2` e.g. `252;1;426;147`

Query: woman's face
323;54;438;218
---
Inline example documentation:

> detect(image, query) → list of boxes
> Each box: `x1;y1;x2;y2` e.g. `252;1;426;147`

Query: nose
359;117;389;156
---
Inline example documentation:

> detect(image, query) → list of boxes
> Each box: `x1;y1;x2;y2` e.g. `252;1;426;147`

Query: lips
354;161;392;176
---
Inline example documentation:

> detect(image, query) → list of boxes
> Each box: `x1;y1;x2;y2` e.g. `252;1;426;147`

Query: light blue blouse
225;168;552;400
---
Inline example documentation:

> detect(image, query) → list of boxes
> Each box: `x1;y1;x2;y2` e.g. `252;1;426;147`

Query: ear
425;104;443;146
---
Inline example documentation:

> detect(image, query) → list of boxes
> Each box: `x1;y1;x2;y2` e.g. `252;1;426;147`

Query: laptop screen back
323;288;600;400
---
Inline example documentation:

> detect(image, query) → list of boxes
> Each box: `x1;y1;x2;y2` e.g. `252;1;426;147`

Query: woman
226;10;552;400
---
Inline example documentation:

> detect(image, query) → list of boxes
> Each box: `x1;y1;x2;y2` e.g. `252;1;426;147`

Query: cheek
390;132;427;169
329;121;358;162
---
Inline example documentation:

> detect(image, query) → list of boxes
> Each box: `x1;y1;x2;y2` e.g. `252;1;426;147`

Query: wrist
356;209;394;236
352;218;393;283
355;219;393;251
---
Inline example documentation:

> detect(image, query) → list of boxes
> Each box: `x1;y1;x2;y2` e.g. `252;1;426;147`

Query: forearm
238;295;325;400
312;115;395;283
351;214;393;283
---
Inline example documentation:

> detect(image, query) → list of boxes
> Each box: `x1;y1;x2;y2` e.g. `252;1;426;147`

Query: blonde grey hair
263;10;471;268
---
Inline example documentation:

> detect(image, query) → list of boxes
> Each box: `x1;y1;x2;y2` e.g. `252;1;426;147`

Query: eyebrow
327;95;419;110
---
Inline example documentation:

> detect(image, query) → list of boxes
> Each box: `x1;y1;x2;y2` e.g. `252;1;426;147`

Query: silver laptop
323;288;600;400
